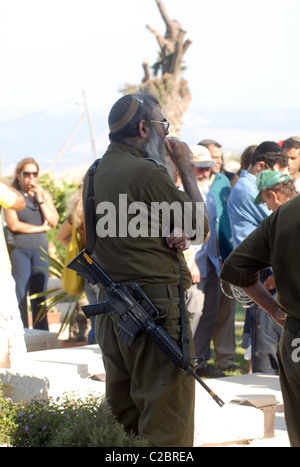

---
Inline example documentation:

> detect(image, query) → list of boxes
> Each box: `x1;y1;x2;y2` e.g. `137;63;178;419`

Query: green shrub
0;383;20;445
39;173;79;223
39;172;79;259
7;391;148;447
49;394;148;447
10;397;62;447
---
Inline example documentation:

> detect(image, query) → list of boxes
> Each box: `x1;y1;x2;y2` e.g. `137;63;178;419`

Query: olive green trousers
95;294;195;447
277;325;300;447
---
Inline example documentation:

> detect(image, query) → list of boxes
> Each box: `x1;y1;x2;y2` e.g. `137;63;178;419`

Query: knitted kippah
108;94;143;133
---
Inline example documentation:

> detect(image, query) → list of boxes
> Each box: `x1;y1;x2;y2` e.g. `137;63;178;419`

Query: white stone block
0;369;49;403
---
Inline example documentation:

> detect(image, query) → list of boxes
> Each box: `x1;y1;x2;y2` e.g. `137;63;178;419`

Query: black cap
254;141;283;155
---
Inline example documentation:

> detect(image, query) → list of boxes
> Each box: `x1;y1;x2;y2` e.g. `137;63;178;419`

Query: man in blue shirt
228;169;271;248
186;145;225;378
228;141;288;247
227;141;288;373
199;138;237;371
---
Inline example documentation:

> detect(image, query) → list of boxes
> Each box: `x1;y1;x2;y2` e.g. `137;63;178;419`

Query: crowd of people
1;92;300;446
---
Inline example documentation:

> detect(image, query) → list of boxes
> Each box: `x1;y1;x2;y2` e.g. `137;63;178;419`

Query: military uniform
220;194;300;447
83;142;208;447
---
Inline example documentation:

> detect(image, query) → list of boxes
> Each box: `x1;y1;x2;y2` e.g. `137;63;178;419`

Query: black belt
284;316;300;336
99;284;180;301
140;284;180;299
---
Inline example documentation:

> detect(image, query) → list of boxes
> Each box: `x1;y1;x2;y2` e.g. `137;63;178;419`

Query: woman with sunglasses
4;158;59;330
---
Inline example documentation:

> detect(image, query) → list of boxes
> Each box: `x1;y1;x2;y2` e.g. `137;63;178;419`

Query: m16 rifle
67;249;225;407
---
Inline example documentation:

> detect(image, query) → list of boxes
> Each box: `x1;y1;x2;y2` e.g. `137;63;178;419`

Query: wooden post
82;90;98;160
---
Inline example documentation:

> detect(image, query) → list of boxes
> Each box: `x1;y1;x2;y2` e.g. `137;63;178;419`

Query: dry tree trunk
122;0;192;137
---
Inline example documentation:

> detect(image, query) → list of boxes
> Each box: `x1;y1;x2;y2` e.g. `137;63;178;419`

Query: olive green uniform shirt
220;194;300;320
83;142;208;290
222;194;300;447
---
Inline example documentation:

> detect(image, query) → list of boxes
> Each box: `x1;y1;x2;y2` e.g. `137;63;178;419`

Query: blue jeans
10;247;49;330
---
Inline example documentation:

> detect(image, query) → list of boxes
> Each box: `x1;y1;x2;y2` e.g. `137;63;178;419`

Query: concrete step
24;344;104;380
193;373;288;446
24;328;63;352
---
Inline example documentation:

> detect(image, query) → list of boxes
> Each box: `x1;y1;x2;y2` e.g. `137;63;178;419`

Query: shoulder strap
144;157;167;170
178;258;190;370
84;158;100;255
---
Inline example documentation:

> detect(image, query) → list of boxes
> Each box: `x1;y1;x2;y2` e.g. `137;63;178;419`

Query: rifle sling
178;258;190;370
85;158;100;254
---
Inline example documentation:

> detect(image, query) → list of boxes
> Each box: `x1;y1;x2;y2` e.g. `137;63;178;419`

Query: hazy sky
1;0;299;174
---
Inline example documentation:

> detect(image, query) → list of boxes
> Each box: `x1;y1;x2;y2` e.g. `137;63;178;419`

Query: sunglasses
149;120;170;134
21;171;38;178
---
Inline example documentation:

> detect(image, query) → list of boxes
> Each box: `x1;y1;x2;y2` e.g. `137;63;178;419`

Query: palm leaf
57;300;80;337
30;287;62;299
40;247;64;273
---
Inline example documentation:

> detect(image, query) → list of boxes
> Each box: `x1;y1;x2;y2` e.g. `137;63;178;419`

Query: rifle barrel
188;367;225;407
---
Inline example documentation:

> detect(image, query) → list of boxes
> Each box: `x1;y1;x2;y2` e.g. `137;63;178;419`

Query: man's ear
268;189;279;204
138;120;149;138
257;161;266;172
268;189;275;199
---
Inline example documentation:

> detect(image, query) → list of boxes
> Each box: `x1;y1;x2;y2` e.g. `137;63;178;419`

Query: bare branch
142;59;151;83
123;0;193;138
155;0;173;34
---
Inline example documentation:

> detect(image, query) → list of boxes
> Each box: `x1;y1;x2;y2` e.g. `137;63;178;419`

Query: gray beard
141;128;167;165
197;179;210;195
